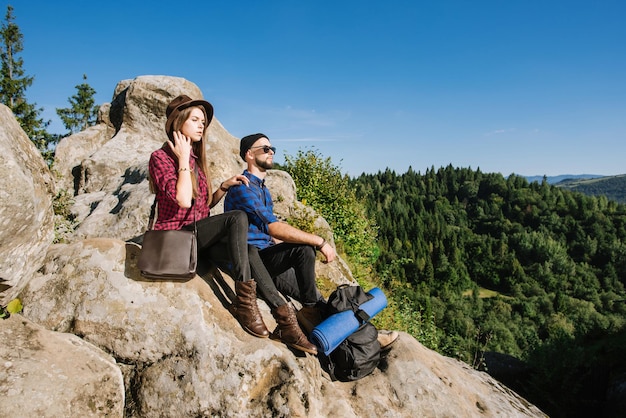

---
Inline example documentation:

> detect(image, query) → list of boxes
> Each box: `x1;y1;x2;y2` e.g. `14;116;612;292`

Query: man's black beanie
239;133;267;161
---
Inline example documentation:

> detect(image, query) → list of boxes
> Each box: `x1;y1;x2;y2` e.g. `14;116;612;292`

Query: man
224;133;398;349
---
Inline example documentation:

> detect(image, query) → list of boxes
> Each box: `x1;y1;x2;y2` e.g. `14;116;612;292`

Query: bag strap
147;196;158;231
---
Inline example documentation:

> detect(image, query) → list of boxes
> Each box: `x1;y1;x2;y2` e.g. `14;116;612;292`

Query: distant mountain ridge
524;174;605;184
524;174;626;204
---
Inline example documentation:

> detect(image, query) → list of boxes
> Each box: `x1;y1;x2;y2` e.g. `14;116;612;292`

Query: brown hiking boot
296;305;324;335
229;280;270;338
271;304;318;355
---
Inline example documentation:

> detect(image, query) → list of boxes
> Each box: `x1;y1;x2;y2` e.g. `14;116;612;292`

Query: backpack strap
326;356;338;381
355;308;370;323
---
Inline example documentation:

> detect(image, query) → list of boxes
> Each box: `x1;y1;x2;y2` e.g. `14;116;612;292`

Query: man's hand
320;242;336;263
268;222;337;263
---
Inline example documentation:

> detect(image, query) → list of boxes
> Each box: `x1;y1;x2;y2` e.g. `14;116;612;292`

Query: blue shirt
224;170;278;249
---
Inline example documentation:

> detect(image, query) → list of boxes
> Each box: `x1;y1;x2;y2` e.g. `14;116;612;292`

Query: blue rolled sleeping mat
310;287;388;355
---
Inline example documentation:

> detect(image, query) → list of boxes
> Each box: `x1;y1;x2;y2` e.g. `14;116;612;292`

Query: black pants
258;243;321;307
185;210;251;282
193;211;290;309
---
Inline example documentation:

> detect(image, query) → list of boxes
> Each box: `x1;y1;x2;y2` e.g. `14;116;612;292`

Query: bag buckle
355;309;370;323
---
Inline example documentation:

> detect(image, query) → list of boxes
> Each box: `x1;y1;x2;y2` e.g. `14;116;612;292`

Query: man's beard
256;156;273;170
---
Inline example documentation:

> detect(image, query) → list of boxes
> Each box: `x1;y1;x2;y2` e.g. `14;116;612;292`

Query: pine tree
0;5;50;155
56;74;99;135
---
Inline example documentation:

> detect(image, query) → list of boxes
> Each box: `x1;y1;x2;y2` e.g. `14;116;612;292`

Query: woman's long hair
150;105;213;206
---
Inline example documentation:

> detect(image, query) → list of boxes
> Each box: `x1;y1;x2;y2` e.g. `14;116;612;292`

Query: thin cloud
485;128;516;136
274;135;358;143
259;105;351;128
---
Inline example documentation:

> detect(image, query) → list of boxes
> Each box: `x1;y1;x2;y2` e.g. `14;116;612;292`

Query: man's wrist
315;238;326;251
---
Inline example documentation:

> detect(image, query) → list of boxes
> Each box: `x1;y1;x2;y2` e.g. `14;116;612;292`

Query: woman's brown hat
165;95;214;136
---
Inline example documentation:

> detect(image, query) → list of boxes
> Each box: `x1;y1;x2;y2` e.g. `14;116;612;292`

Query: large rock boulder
53;75;246;243
0;104;55;304
0;314;124;417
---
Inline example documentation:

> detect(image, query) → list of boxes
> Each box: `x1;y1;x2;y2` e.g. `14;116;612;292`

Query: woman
148;95;317;355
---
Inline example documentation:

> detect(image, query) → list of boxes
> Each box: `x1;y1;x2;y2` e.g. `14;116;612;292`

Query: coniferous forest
352;165;626;418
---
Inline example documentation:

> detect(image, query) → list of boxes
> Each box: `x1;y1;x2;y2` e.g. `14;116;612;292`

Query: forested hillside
352;165;626;417
555;174;626;204
280;151;626;416
525;174;603;184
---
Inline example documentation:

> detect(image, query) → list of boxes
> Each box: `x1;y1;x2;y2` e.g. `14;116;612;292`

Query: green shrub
282;147;378;265
281;148;442;349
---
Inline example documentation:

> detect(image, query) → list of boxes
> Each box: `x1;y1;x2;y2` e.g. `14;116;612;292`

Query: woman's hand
169;131;193;208
168;131;192;164
222;174;249;190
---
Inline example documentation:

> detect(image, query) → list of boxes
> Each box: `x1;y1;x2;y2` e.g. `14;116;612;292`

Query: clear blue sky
5;0;625;177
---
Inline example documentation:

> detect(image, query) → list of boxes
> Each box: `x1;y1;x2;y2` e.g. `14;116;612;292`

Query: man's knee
296;244;316;260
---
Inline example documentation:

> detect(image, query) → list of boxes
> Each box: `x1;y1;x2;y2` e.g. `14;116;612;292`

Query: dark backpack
322;285;381;381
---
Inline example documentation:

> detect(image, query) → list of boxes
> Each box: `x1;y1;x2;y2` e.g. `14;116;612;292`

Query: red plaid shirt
148;146;210;230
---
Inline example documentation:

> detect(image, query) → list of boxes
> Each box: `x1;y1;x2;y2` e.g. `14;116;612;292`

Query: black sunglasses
249;145;276;154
